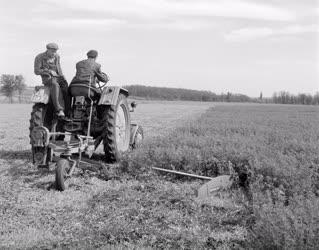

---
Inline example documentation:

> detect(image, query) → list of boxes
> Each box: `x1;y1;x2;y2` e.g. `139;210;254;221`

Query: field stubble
0;101;318;249
0;101;214;249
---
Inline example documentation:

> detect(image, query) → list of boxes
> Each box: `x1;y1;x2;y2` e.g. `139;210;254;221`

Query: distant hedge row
124;85;253;102
124;85;319;105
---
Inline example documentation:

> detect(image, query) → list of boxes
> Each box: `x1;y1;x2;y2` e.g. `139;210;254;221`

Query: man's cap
87;50;98;58
46;43;59;50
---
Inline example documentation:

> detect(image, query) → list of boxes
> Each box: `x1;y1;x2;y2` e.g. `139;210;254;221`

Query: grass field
0;101;318;249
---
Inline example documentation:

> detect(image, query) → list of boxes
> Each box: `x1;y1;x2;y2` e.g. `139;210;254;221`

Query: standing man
70;50;109;88
34;43;70;117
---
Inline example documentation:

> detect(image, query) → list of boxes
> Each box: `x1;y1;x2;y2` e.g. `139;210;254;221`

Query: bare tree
15;75;26;103
0;74;16;103
259;92;263;101
226;92;232;102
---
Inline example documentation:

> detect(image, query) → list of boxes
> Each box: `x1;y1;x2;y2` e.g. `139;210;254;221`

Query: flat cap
87;50;98;58
46;43;59;50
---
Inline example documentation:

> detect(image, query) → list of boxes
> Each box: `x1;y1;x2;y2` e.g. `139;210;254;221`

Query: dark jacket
34;52;63;84
71;58;109;87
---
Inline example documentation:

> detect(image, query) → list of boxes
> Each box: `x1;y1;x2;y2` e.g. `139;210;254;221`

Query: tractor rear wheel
29;103;47;140
29;102;56;137
102;93;131;163
29;103;53;164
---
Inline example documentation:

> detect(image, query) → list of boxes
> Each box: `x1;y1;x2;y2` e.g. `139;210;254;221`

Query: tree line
124;85;253;102
271;91;319;105
0;74;26;103
125;85;319;105
0;74;317;105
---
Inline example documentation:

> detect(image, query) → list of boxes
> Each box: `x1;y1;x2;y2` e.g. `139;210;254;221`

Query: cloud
257;59;315;66
44;18;126;29
41;0;296;22
225;24;319;42
1;0;298;33
225;27;273;42
280;25;319;34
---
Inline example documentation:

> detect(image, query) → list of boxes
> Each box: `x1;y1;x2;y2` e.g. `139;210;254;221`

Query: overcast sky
0;0;318;97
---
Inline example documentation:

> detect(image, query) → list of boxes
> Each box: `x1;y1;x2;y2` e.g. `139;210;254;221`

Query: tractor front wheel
131;125;144;149
55;159;69;191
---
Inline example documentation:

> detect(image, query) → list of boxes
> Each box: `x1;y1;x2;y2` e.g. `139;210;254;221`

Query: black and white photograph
0;0;318;249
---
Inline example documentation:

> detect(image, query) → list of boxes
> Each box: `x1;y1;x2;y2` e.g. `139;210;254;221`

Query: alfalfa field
0;101;318;249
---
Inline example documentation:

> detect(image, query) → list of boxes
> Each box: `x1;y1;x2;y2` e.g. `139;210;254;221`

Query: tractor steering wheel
97;81;107;92
97;73;109;91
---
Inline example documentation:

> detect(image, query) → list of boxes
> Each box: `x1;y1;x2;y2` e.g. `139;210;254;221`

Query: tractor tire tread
29;103;46;144
102;94;130;163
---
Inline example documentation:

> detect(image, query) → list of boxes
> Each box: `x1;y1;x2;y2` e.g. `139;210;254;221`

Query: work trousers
43;76;70;115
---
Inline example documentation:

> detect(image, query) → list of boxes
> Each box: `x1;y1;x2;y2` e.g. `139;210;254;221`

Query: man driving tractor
30;46;143;189
70;50;109;89
34;43;70;117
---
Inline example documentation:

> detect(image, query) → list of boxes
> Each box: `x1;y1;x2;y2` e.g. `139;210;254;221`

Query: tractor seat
69;83;101;99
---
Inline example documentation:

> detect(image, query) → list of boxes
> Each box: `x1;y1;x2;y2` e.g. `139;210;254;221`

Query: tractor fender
98;86;129;105
31;86;50;104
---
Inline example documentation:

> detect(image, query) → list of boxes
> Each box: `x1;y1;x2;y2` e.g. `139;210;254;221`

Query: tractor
29;80;143;191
